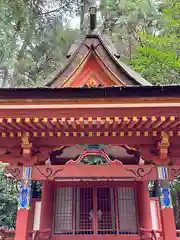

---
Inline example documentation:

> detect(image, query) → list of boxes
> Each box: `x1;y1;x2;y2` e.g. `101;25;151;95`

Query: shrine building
2;5;180;240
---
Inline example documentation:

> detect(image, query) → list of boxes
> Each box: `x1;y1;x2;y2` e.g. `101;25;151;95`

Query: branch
39;0;76;16
39;8;62;16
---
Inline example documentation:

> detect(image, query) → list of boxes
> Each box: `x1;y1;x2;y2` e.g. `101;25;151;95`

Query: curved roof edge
45;32;152;87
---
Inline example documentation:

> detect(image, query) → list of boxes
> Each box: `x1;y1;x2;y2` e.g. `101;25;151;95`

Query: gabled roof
45;32;151;87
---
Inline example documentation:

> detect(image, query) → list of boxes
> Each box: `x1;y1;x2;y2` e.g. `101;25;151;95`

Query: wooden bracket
153;132;170;165
157;132;170;159
21;136;32;156
35;147;52;165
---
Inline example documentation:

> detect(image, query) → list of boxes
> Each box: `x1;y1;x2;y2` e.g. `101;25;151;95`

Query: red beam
6;164;180;181
0;106;180;118
5;164;158;181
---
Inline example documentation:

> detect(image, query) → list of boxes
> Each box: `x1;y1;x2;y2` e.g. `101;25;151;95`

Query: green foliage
0;163;18;228
171;178;180;228
126;0;180;84
99;0;160;56
0;0;79;87
99;0;180;84
1;0;180;86
128;33;180;84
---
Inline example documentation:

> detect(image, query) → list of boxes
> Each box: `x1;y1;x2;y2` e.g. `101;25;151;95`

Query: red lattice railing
140;228;163;240
28;229;51;240
0;228;51;240
0;227;15;240
2;227;180;239
177;229;180;239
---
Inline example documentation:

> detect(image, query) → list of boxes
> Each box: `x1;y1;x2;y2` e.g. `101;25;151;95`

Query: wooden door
75;187;116;235
97;187;116;234
76;188;94;234
54;186;138;235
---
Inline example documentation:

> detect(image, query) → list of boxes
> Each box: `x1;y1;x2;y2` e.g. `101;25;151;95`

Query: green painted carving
78;155;109;165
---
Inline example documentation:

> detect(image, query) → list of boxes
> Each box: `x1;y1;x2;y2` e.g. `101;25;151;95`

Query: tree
0;163;18;228
0;0;79;87
127;0;180;84
99;0;160;58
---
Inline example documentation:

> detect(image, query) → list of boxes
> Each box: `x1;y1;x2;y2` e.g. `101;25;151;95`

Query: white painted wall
33;201;42;231
150;200;159;230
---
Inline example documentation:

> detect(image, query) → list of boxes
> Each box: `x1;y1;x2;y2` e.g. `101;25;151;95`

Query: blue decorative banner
159;187;173;209
18;166;32;210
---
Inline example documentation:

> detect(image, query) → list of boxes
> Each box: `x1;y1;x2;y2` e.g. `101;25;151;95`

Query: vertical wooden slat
54;188;73;234
117;187;137;234
114;188;119;235
76;188;80;232
93;188;97;235
72;188;76;234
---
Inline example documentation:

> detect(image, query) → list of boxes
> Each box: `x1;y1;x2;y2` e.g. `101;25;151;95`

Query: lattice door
76;188;94;234
97;187;116;234
54;186;138;235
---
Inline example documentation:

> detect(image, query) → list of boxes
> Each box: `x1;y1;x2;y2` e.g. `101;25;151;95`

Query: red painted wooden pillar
156;165;176;240
161;207;176;240
40;180;55;231
28;199;37;232
15;209;30;240
137;181;152;230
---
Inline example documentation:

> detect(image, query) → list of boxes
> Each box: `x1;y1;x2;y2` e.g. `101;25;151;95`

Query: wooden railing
28;229;51;240
140;228;163;240
177;229;180;239
0;228;51;240
0;227;15;240
2;228;180;240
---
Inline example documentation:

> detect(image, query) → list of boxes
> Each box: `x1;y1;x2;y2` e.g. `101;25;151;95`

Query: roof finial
89;0;97;32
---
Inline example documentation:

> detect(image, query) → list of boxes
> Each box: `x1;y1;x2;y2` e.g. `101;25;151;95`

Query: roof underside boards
0;85;180;99
45;34;151;87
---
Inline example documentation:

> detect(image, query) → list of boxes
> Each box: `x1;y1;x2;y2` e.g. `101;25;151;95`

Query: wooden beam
119;117;129;128
50;117;61;129
151;116;166;129
112;117;122;128
105;117;112;129
128;116;139;129
33;118;46;130
87;117;93;128
15;118;30;131
24;118;37;130
96;117;102;129
2;106;180;120
76;117;84;129
5;164;158;181
42;117;54;129
0;118;14;131
59;117;68;129
168;166;180;180
168;117;180;129
144;116;157;129
135;116;148;129
157;116;175;130
67;117;76;129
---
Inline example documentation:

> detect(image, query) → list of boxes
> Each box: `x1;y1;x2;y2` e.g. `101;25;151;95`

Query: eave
0;86;180;143
0;85;180;99
0;86;180;158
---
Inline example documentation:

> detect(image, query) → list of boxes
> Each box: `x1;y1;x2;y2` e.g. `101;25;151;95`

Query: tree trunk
80;0;85;32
